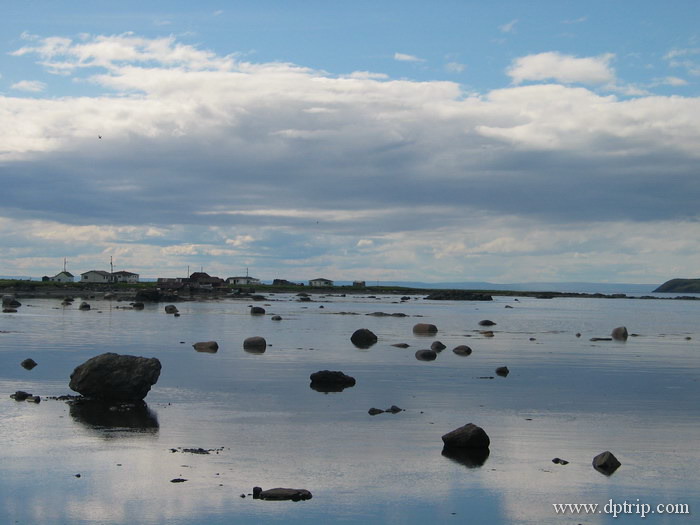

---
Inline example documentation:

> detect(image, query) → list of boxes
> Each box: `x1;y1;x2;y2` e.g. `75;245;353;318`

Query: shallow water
1;294;698;524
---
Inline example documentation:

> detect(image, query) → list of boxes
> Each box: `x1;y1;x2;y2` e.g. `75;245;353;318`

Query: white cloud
394;52;425;63
11;80;47;92
499;19;518;33
507;51;616;85
2;33;700;282
445;61;466;73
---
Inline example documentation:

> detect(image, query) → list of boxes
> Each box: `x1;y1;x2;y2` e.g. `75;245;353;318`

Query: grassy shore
2;279;696;301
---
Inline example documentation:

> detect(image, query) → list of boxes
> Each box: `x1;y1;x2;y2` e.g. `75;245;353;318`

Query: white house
112;271;139;284
309;278;333;287
80;270;112;283
50;271;74;283
226;276;261;286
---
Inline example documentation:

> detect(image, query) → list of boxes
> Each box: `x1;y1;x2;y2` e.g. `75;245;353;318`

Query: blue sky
1;1;700;283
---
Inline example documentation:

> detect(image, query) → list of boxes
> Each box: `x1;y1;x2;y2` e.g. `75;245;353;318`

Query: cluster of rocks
10;390;41;403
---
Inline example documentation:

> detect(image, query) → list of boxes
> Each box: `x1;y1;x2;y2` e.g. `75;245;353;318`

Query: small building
226;276;261;286
352;280;366;288
112;270;139;284
81;270;112;283
309;278;334;288
49;271;74;283
188;272;225;288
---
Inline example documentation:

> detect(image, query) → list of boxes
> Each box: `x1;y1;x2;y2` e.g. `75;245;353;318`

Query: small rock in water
413;323;438;334
442;423;491;449
253;487;312;501
415;349;437;361
243;336;267;353
452;345;472;356
495;366;510;377
368;408;384;415
430;341;446;352
552;457;569;465
193;341;219;353
611;326;629;341
478;320;496;326
21;358;38;370
350;328;378;348
170;478;188;483
11;391;32;401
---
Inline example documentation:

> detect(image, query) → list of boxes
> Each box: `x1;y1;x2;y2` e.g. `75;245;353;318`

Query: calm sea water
1;293;698;524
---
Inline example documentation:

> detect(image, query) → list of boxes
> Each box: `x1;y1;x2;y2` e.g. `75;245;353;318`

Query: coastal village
41;266;362;291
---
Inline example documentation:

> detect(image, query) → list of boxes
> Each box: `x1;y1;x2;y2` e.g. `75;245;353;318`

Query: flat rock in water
253;487;312;501
309;370;356;392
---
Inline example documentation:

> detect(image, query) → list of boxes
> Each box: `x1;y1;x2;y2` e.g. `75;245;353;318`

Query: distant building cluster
42;267;364;289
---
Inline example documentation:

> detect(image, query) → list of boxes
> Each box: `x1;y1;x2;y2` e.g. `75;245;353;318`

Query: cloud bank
1;33;699;283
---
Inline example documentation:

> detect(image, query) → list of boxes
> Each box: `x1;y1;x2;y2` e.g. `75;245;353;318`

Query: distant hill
653;279;700;293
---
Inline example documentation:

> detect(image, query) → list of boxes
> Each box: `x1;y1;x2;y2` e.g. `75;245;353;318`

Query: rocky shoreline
1;281;699;303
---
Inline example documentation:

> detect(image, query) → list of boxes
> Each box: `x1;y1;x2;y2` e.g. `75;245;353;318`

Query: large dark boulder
243;336;267;353
193;341;219;353
415;349;437;361
350;328;378;348
592;450;621;475
69;353;161;401
442;423;490;449
413;323;438;334
309;370;356;392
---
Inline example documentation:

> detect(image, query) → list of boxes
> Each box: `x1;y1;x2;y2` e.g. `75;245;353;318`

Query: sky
1;1;700;284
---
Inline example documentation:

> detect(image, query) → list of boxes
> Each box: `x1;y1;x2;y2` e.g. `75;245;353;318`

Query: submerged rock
495;366;510;377
350;328;378;348
250;306;266;315
69;352;161;402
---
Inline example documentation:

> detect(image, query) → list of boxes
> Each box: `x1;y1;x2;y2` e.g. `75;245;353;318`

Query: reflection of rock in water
441;446;490;468
69;399;159;435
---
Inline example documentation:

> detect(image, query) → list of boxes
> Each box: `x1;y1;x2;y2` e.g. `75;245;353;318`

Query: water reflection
441;446;490;468
69;399;159;435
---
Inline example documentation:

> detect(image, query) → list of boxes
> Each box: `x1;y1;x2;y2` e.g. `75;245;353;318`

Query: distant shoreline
1;280;698;301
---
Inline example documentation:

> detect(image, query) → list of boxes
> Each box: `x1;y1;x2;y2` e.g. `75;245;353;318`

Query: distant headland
653;279;700;293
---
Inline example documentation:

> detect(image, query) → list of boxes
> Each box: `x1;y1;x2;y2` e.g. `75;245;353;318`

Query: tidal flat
1;293;699;524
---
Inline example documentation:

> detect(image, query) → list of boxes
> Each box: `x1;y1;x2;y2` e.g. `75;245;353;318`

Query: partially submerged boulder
243;336;267;353
164;305;178;314
611;326;628;341
193;341;219;353
453;345;472;356
252;487;312;501
413;323;438;335
592;450;621;475
2;295;21;308
250;306;266;315
309;370;356;392
415;349;437;361
350;328;378;348
21;358;38;370
69;352;161;402
442;423;490;449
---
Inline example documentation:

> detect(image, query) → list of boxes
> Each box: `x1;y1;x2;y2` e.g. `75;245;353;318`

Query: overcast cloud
2;29;700;284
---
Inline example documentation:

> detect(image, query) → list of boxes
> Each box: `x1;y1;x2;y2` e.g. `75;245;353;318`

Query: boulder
164;305;178;314
592;450;621;475
252;487;312;501
79;302;91;311
243;336;267;353
21;358;38;370
69;352;161;402
611;326;628;341
453;345;472;356
193;341;219;353
430;341;446;352
442;423;490;449
309;370;356;392
271;315;282;321
415;349;437;361
478;320;496;326
2;295;21;308
496;366;510;377
250;306;266;315
413;323;438;334
350;328;378;348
